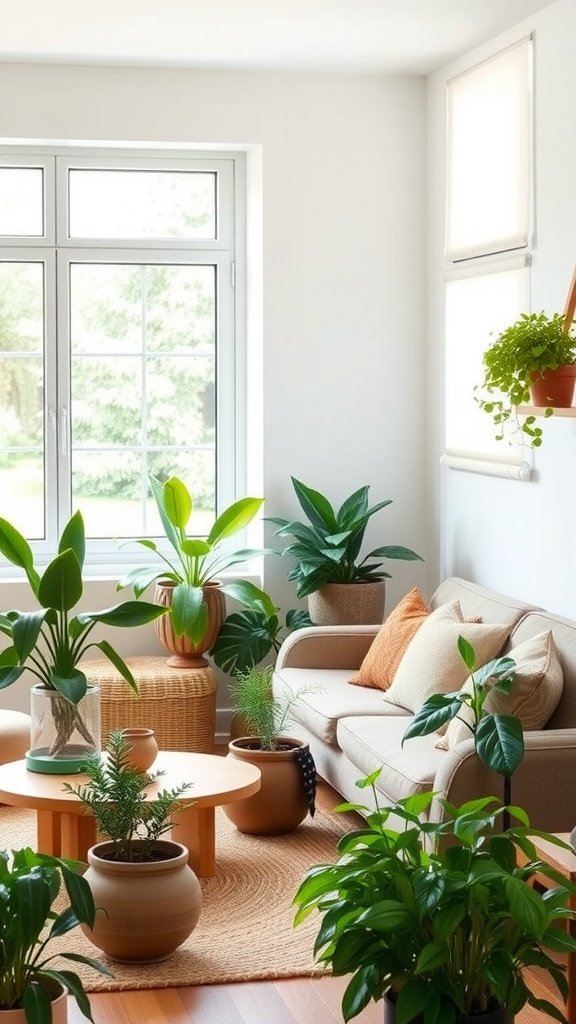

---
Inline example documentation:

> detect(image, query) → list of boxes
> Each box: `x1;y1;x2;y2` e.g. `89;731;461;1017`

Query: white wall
0;65;428;731
428;0;576;617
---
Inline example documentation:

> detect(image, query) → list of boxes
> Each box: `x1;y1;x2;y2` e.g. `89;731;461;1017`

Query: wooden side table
518;833;576;1023
83;657;217;753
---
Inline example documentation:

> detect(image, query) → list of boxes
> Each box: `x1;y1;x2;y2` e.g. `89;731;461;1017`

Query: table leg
171;806;215;877
37;811;61;856
60;812;97;864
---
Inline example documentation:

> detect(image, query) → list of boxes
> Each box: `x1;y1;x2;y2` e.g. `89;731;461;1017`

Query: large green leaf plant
267;477;423;599
0;510;167;753
118;476;274;647
0;846;111;1024
294;774;576;1024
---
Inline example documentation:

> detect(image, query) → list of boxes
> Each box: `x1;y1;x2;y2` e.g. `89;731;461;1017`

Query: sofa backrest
430;577;540;627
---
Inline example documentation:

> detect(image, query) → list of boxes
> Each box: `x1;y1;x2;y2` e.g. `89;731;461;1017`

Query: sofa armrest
275;625;379;670
429;729;576;833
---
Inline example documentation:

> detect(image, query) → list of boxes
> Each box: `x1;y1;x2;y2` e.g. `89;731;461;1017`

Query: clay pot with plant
267;478;423;626
294;771;576;1024
118;475;274;667
224;665;316;835
63;730;201;963
0;512;167;774
475;310;576;447
0;846;110;1024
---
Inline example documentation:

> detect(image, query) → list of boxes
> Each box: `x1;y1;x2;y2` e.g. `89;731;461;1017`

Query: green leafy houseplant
402;638;522;820
228;664;310;751
0;511;166;757
475;311;576;447
63;730;192;862
117;475;273;647
0;846;111;1024
294;773;576;1024
211;605;312;675
267;478;423;599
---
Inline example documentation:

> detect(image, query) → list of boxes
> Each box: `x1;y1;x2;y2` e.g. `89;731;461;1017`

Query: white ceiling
0;0;557;74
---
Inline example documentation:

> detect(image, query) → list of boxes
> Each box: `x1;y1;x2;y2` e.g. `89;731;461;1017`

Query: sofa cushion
273;666;410;746
349;587;429;691
385;601;510;713
337;715;446;803
437;630;564;750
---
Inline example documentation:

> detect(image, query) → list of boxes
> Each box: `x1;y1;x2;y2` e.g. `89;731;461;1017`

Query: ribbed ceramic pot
530;365;576;407
223;736;309;835
308;581;386;626
154;581;225;668
82;840;202;963
120;728;159;772
0;982;67;1023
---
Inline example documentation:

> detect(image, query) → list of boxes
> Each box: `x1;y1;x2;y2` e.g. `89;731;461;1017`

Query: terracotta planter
154;581;225;668
82;840;202;963
530;365;576;407
308;581;386;626
120;728;159;772
223;736;310;835
0;982;67;1023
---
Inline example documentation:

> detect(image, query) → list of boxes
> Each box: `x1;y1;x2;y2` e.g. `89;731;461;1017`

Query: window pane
147;450;215;535
72;450;144;539
147;356;215;447
68;170;216;240
146;265;215;352
71;264;143;353
72;356;142;446
0;262;45;538
0;167;43;236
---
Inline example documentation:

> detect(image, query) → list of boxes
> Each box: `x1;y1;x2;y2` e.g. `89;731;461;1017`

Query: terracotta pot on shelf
154;581;225;668
223;736;310;835
82;839;202;963
308;581;385;626
529;365;576;407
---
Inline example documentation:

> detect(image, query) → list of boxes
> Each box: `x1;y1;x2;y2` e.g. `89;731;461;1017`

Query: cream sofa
273;577;576;831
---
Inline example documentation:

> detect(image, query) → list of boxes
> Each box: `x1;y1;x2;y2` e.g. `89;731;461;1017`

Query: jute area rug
0;803;352;991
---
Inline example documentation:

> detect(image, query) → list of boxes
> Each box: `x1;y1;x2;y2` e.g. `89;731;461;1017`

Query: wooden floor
67;778;563;1024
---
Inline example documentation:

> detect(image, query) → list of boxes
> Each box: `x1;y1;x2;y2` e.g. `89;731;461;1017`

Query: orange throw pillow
349;587;429;692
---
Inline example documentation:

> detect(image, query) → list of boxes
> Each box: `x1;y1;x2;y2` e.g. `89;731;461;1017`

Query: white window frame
0;146;247;573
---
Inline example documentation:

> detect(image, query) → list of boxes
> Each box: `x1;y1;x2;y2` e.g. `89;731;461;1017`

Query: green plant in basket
118;475;274;646
0;511;166;756
475;311;576;447
0;846;111;1024
294;771;576;1024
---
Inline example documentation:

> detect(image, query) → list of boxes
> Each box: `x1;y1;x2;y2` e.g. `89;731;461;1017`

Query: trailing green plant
211;605;312;675
267;478;423;599
0;845;111;1024
117;475;275;646
0;511;166;754
294;771;576;1024
228;664;310;750
63;730;192;862
402;637;521;821
475;310;576;447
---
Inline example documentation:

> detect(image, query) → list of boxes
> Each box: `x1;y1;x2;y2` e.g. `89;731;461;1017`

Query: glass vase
26;683;101;774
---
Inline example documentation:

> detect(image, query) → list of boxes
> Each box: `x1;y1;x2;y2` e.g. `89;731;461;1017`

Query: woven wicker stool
84;657;217;754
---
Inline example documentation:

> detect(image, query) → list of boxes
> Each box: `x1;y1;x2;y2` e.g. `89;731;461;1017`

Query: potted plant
267;478;423;625
63;730;201;963
0;512;166;773
0;845;111;1024
294;771;576;1024
223;665;316;835
117;474;274;667
211;603;312;676
475;310;576;447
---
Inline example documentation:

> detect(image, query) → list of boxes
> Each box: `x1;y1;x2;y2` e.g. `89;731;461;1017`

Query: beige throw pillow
437;630;563;750
385;600;510;713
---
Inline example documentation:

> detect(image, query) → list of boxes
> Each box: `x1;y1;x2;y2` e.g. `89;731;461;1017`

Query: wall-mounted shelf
518;406;576;417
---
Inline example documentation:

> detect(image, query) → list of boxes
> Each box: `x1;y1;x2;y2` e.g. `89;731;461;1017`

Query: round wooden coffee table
0;751;261;878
